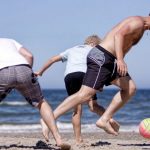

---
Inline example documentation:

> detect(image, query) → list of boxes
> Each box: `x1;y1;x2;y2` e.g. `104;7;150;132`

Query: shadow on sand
118;143;150;150
0;140;60;150
91;140;111;147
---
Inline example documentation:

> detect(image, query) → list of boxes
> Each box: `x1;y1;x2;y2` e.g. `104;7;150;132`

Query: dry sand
0;131;149;150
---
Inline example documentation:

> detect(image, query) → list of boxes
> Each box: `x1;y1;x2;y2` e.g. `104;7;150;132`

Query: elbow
30;54;34;60
28;53;34;60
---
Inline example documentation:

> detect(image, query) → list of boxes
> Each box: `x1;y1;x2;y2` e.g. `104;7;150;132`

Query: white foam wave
0;122;139;133
0;101;28;106
120;125;139;132
0;124;41;133
57;122;139;133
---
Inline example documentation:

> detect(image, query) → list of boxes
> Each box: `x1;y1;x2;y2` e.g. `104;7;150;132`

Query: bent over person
0;38;70;150
47;15;150;136
35;35;119;143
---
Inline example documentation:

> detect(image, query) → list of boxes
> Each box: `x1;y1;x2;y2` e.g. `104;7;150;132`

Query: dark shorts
64;72;97;100
0;64;44;107
83;45;129;91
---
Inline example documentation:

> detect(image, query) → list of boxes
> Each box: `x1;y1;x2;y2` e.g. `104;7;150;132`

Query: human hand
34;71;42;77
116;60;128;76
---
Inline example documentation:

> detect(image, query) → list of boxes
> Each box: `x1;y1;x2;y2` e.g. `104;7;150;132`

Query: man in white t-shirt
0;38;70;150
35;35;120;144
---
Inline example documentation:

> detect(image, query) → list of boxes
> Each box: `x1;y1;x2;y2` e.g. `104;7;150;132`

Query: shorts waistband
0;64;31;71
96;45;116;59
14;64;31;68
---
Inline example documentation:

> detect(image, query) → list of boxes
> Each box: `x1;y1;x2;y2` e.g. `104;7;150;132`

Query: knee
122;83;136;96
77;91;93;103
36;99;45;108
129;84;136;96
25;97;43;108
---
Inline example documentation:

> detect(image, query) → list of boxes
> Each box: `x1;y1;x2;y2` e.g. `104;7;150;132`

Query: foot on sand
110;118;120;132
40;119;49;142
96;119;118;136
76;138;83;145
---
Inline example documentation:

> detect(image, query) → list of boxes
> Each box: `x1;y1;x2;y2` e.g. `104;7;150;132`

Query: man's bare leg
88;100;120;132
40;85;118;138
38;99;71;149
53;85;117;135
40;86;93;142
40;118;50;141
96;76;136;135
72;104;83;144
40;104;83;144
54;85;96;119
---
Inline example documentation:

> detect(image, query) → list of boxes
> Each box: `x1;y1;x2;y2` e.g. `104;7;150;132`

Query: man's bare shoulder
127;16;144;25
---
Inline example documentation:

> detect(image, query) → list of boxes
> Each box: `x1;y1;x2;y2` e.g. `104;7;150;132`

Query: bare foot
110;118;120;132
76;138;83;145
96;119;118;136
40;119;49;142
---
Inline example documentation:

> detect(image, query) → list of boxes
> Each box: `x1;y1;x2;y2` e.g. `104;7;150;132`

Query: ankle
76;137;83;144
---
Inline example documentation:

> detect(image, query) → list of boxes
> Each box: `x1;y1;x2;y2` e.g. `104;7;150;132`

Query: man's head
84;35;102;47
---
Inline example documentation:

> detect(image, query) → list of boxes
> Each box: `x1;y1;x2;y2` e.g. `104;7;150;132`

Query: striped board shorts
0;64;43;107
83;45;129;91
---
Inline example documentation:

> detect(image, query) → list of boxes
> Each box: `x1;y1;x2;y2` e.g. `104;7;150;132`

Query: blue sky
0;0;150;89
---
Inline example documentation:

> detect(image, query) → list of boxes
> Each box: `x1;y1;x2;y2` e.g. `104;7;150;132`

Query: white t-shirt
60;45;93;77
0;38;29;69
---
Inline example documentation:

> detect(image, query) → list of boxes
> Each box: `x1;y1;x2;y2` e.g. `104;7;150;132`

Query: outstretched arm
19;47;34;67
35;55;62;76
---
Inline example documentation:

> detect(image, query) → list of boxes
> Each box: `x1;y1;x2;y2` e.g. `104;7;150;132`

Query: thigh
79;85;97;99
111;76;136;90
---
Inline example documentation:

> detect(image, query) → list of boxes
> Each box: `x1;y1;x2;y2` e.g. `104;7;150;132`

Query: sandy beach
0;131;149;150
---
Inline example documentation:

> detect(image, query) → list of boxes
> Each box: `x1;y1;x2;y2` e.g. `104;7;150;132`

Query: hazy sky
0;0;150;89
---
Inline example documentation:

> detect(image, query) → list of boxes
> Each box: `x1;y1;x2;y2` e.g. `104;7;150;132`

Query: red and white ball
139;118;150;139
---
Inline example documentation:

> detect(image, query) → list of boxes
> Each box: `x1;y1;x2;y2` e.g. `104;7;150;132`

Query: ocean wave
0;122;139;133
0;124;41;133
57;122;139;133
0;101;28;106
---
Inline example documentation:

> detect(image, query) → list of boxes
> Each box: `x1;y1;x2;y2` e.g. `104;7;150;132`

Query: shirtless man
35;35;119;143
49;15;150;136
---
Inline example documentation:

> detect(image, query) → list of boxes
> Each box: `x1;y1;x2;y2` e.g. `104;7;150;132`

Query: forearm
37;55;62;76
38;60;54;76
114;34;124;61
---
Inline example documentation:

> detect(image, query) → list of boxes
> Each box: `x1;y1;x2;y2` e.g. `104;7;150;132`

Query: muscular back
100;16;145;57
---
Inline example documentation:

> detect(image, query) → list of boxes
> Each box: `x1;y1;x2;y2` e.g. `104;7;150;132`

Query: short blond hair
84;35;101;46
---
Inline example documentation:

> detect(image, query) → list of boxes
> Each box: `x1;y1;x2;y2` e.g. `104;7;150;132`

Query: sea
0;89;150;133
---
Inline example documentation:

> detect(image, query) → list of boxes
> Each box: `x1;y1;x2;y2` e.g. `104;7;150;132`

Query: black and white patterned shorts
0;64;43;107
83;45;129;91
